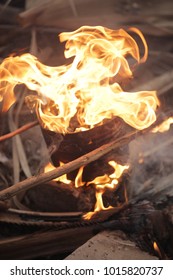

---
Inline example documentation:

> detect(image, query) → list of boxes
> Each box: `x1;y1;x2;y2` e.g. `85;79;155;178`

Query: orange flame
75;166;85;188
45;160;129;219
153;241;162;258
0;26;159;134
44;161;71;184
44;162;85;188
84;161;129;219
152;117;173;133
92;189;112;213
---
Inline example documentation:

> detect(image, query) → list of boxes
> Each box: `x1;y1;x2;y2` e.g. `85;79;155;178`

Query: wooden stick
0;113;171;201
0;120;38;142
0;130;136;201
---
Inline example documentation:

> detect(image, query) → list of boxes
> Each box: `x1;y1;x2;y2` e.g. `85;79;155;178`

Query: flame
44;161;71;184
153;241;162;258
44;160;86;188
74;166;85;188
44;162;85;187
94;190;109;212
0;26;159;134
84;161;129;219
152;117;173;133
44;161;128;218
44;159;129;219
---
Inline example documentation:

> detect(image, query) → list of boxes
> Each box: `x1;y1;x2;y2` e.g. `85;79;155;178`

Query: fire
153;241;162;258
44;161;71;184
74;166;85;188
44;160;128;219
84;161;129;219
152;117;173;133
0;26;159;134
0;26;162;219
44;161;85;187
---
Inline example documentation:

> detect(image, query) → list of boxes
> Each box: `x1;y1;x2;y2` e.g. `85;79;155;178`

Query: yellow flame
44;162;85;187
0;26;161;219
153;241;162;258
44;161;71;184
0;26;159;134
83;189;113;220
83;161;129;219
152;117;173;133
43;160;129;220
74;166;85;188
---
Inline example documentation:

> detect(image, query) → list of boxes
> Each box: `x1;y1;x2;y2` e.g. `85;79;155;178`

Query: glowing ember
152;117;173;133
0;26;159;134
84;161;129;219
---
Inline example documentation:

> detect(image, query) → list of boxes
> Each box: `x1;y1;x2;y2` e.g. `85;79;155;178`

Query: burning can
42;117;132;181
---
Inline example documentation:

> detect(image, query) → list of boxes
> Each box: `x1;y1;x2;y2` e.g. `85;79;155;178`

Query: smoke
128;126;173;203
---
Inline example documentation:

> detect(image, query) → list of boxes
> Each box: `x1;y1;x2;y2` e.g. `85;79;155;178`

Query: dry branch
0;120;38;142
0;130;135;201
0;114;169;202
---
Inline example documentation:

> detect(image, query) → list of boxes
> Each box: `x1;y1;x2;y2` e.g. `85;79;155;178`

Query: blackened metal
42;117;132;181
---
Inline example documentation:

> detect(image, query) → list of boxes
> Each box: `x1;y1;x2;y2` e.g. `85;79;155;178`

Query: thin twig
0;120;38;142
0;130;135;201
0;113;168;202
0;111;170;202
0;0;12;14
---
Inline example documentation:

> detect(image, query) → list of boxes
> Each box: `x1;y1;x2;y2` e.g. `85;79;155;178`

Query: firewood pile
0;0;173;260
